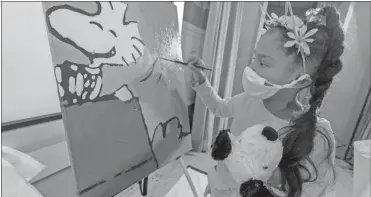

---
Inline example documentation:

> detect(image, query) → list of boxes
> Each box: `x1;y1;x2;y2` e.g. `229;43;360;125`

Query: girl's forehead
256;32;287;58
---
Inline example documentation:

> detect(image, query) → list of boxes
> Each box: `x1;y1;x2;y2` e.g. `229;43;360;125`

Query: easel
138;61;200;197
138;155;200;197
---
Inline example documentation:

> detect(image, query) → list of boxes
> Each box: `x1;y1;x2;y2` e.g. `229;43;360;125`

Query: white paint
89;76;102;100
84;80;90;87
55;67;62;83
48;2;144;69
114;86;133;102
82;92;87;100
91;81;96;88
68;77;76;94
84;67;100;75
76;73;84;96
70;64;78;71
2;2;61;122
58;84;64;97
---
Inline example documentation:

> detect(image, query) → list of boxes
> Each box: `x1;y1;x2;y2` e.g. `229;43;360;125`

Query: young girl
185;6;344;197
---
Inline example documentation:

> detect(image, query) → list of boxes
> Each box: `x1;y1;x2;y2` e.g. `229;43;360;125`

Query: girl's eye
260;61;269;67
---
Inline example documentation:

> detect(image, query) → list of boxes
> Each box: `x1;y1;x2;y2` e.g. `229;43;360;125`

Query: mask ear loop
301;50;307;74
284;2;288;17
260;5;273;20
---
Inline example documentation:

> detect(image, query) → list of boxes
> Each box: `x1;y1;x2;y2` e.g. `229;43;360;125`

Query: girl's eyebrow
257;54;274;63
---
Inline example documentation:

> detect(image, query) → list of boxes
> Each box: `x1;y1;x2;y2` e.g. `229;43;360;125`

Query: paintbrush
159;57;212;71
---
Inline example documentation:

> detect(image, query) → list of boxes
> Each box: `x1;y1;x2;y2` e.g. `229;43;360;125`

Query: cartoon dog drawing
46;2;190;167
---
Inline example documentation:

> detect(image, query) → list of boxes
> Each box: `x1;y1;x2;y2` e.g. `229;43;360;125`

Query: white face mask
242;66;312;99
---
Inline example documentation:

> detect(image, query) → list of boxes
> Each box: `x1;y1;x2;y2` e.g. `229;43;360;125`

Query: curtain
181;2;210;148
191;2;263;152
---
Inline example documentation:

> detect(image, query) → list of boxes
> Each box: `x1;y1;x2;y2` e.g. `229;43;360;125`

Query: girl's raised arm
192;79;248;118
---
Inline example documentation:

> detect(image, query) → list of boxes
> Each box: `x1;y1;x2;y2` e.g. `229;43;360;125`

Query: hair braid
277;6;345;197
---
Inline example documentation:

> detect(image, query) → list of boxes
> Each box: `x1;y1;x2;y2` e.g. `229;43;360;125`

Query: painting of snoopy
42;2;191;197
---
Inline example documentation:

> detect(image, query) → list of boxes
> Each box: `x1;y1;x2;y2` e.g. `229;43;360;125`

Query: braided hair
268;6;345;197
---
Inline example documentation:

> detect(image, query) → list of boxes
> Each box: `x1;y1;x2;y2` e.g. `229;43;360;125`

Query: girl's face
250;30;303;86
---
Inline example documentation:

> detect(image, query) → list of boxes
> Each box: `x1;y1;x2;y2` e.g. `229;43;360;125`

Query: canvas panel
42;2;191;197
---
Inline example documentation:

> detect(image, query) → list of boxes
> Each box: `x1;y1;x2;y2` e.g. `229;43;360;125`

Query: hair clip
305;8;326;26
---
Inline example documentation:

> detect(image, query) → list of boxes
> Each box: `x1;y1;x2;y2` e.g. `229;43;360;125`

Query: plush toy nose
262;126;278;141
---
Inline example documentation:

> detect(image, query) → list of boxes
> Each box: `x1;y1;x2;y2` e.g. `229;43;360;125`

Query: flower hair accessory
260;2;321;73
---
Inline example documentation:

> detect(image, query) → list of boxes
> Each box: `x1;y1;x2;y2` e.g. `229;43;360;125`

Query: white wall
2;2;61;123
173;2;184;38
321;2;371;157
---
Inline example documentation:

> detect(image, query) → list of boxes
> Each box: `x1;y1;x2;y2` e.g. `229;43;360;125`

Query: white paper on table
164;167;209;197
2;158;45;197
2;146;45;181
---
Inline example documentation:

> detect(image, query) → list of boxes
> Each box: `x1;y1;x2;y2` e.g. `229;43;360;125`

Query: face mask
242;66;312;99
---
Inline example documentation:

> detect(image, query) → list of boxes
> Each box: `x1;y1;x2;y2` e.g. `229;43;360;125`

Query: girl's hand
184;56;207;85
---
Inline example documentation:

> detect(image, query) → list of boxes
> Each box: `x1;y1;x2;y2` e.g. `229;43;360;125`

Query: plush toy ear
240;179;276;197
211;130;232;160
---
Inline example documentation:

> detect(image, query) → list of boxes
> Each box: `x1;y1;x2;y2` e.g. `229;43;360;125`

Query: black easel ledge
2;113;63;132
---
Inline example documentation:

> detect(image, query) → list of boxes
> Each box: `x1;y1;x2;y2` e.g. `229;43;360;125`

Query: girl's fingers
186;56;202;66
187;64;202;74
187;59;198;67
186;56;198;62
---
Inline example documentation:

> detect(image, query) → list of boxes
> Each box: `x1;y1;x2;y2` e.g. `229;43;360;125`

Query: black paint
79;180;107;195
78;157;152;195
45;2;142;64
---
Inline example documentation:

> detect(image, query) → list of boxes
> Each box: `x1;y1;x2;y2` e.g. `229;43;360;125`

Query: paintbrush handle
160;57;212;71
193;65;212;72
181;61;212;71
173;60;188;65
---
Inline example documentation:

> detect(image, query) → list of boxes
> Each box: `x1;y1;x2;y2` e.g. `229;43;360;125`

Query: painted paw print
54;61;104;106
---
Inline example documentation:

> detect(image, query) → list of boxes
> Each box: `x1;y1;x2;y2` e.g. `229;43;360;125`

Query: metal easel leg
178;156;200;197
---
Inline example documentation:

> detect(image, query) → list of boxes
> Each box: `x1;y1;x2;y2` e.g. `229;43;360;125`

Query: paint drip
153;25;186;90
154;25;184;73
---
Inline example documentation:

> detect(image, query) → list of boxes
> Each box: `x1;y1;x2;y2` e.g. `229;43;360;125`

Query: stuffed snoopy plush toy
206;124;283;197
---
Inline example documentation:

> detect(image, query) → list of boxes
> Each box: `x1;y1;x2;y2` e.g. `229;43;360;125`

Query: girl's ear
240;179;275;197
292;74;312;89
